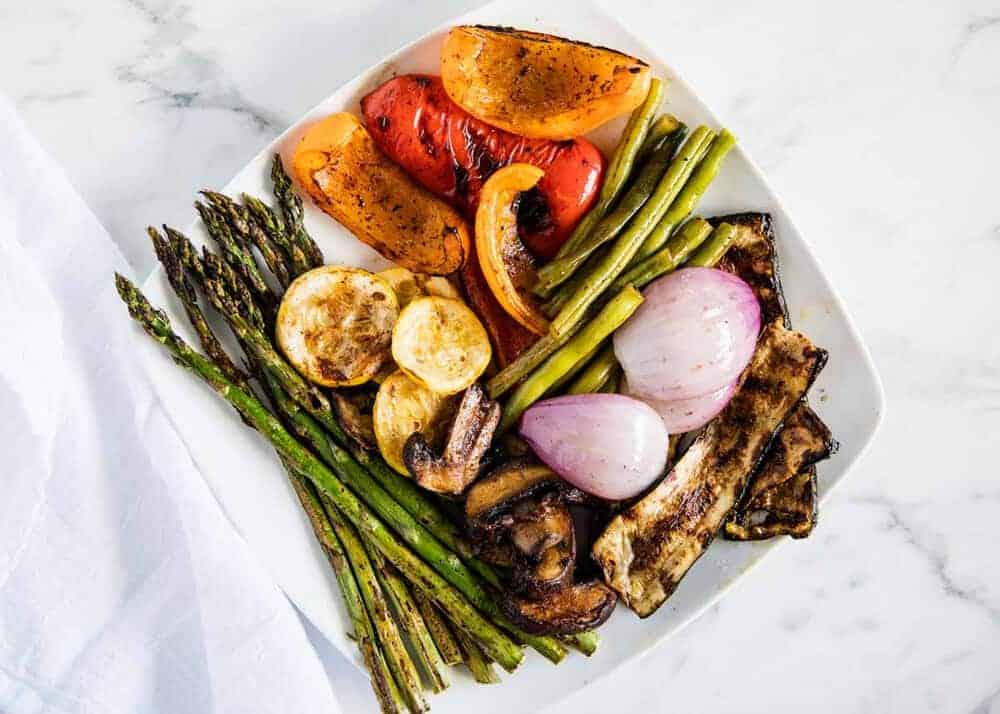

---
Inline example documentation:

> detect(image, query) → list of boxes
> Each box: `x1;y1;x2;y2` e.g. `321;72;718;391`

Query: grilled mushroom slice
403;383;500;495
330;389;377;450
501;580;617;635
464;459;565;534
507;497;576;598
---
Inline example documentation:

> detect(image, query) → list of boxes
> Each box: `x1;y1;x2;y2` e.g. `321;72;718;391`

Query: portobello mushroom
500;580;617;635
507;496;576;598
712;212;836;538
592;321;828;617
725;404;836;540
403;383;500;495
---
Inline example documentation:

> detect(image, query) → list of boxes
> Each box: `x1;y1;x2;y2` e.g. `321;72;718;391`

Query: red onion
519;394;670;500
613;267;760;400
623;377;738;433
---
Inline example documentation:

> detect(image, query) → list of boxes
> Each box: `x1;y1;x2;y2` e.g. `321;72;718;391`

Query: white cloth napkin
0;95;343;714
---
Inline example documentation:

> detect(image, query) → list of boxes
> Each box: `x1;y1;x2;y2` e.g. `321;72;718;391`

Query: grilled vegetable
713;212;790;327
441;26;652;140
377;267;463;308
519;394;670;501
361;74;605;259
374;371;458;475
329;388;377;451
392;296;492;395
275;266;398;387
403;384;500;495
291;112;470;274
464;459;566;535
713;212;836;538
506;497;576;597
613;267;761;401
501;580;617;635
592;321;828;616
725;404;835;540
475;164;550;335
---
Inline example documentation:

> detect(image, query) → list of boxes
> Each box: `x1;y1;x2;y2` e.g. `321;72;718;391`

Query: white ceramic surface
131;1;882;711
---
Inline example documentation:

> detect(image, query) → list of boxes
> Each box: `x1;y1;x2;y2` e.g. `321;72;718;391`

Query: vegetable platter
130;1;885;712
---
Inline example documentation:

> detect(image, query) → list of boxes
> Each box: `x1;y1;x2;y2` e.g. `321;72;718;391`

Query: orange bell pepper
475;165;550;336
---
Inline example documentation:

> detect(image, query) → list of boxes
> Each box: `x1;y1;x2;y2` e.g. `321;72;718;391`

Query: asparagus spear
320;495;429;713
412;589;464;667
202;190;292;288
195;200;278;314
148;227;247;386
115;274;524;670
286;467;407;714
562;631;600;657
550;79;664;262
455;626;501;685
153;232;411;711
500;286;644;432
363;539;451;693
243;193;312;278
271;154;324;268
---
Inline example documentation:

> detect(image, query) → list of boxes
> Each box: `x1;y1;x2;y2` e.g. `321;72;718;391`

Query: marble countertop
2;0;998;712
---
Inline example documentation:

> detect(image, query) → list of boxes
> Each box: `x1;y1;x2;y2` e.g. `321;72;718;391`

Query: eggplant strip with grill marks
724;404;834;540
591;320;828;617
712;212;836;539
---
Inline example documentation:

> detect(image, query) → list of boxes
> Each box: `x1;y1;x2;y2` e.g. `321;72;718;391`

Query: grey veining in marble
2;0;999;712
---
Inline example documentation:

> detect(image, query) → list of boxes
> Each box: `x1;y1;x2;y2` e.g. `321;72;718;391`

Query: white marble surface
2;0;998;712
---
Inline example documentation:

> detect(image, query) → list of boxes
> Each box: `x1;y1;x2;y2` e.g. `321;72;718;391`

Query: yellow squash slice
276;266;398;387
392;296;491;395
374;370;458;474
376;267;464;309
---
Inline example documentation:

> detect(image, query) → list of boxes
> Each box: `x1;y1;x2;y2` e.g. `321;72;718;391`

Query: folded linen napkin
0;94;343;714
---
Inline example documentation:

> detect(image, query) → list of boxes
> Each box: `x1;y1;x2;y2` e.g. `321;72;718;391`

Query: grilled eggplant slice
713;212;836;539
713;212;789;328
592;321;828;617
501;580;617;635
403;383;500;495
725;404;835;540
507;497;576;597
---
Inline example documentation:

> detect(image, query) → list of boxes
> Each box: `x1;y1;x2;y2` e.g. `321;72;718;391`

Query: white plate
139;1;885;710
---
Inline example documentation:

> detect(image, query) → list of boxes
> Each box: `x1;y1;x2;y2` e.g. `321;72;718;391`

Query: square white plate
139;0;885;710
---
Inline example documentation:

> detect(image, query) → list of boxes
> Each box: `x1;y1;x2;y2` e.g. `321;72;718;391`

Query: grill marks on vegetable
592;321;828;616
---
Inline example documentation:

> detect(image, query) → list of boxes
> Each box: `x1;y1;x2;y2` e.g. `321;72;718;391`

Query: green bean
550;127;715;337
546;341;603;396
487;330;571;399
499;286;644;432
636;114;684;162
631;129;737;262
550;79;664;262
686;222;738;267
598;366;622;393
567;344;619;395
534;127;687;296
610;217;714;292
